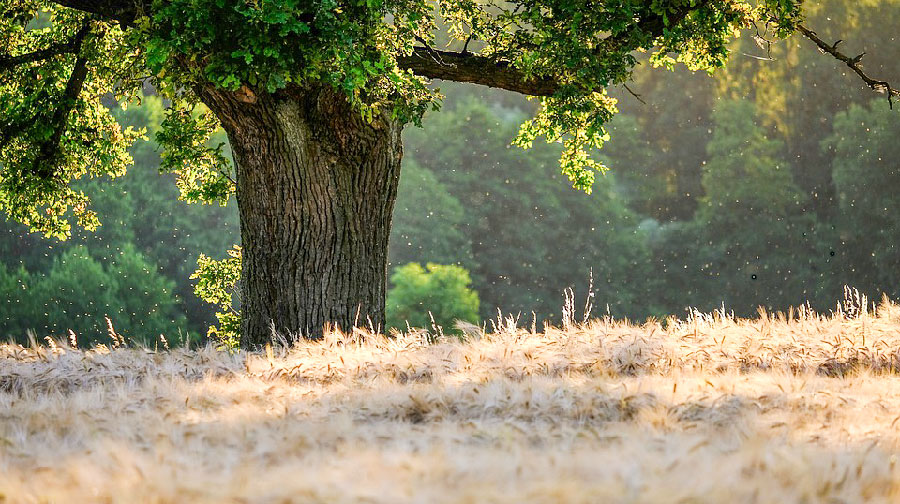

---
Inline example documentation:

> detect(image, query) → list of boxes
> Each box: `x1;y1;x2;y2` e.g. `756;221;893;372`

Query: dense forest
1;0;898;344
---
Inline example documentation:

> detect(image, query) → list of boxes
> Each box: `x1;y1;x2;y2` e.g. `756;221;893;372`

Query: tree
389;158;470;268
652;100;834;314
828;100;900;298
1;0;895;346
1;244;184;345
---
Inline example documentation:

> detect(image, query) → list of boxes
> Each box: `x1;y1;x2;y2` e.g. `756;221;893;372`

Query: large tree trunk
199;85;403;346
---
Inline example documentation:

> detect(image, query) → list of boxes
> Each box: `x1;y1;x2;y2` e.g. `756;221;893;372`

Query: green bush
386;262;480;335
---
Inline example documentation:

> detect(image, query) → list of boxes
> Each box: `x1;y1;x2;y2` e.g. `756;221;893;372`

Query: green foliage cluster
191;246;242;349
142;0;434;123
156;103;234;205
386;262;480;335
0;4;145;238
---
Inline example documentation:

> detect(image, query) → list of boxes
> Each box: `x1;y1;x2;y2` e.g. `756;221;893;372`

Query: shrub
386;262;480;335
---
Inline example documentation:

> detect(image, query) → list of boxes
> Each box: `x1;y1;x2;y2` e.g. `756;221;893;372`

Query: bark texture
200;85;402;346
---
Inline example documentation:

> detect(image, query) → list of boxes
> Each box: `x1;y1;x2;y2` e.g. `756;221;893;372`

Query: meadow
3;297;900;502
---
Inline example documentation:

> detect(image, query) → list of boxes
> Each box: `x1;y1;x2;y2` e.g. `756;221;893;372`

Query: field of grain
3;299;900;503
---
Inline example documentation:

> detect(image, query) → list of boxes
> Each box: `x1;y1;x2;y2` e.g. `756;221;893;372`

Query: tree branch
0;40;84;72
32;24;95;179
0;22;94;153
396;47;561;96
797;24;899;108
0;20;94;73
397;1;710;97
50;0;145;25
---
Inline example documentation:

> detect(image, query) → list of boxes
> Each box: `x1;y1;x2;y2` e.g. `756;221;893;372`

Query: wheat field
3;299;900;502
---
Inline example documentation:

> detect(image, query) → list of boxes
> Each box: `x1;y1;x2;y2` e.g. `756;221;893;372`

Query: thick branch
397;2;709;97
31;25;95;178
50;0;144;25
797;24;899;108
397;47;561;96
34;55;91;176
0;22;94;72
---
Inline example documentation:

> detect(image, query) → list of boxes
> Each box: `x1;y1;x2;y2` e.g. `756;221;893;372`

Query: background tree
828;100;900;299
651;100;834;314
0;244;184;345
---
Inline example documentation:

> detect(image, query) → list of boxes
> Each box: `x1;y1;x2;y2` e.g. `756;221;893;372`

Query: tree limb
0;37;86;71
32;23;95;179
797;24;899;108
397;2;710;97
396;47;561;96
0;22;94;152
50;0;145;25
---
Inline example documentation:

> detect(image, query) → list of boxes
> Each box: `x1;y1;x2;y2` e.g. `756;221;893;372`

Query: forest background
1;0;898;345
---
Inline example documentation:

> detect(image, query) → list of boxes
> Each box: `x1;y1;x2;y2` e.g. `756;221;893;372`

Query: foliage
191;245;242;349
827;100;900;298
0;262;35;339
156;102;235;205
385;262;480;335
398;91;653;321
0;5;144;238
0;244;184;345
650;100;835;314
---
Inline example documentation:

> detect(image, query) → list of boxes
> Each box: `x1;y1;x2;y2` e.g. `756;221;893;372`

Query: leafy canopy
1;0;805;237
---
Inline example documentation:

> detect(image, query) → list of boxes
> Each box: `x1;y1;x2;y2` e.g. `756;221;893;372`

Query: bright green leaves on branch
141;0;437;123
156;102;235;205
191;245;242;349
514;91;618;192
0;3;144;238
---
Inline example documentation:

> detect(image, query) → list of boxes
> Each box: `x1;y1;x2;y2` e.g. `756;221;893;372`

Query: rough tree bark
199;85;403;346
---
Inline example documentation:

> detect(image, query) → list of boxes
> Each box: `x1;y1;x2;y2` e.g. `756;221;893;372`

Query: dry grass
4;300;900;502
